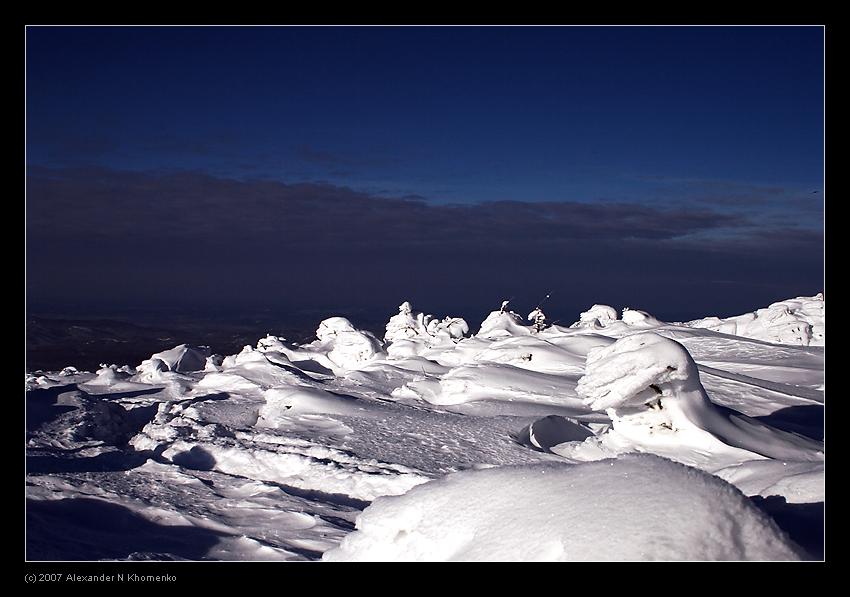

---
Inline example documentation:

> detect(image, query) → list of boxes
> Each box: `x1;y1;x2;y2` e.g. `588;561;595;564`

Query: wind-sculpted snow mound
384;302;469;360
85;363;136;386
258;386;364;421
570;333;823;467
262;317;384;372
477;309;532;338
686;294;824;346
393;363;583;407
620;307;662;327
470;336;588;373
323;454;803;561
384;301;469;347
570;304;618;329
138;344;212;375
564;304;665;336
577;332;703;411
316;317;385;368
130;345;215;388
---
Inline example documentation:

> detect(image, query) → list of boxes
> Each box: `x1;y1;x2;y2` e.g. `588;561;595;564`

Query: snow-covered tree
527;293;551;332
528;307;547;332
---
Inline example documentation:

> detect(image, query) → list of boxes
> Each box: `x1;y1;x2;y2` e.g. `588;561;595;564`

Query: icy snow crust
26;298;824;561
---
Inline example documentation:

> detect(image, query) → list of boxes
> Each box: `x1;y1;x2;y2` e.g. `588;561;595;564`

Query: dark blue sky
26;26;824;325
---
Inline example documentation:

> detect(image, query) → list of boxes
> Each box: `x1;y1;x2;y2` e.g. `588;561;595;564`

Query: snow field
26;296;824;560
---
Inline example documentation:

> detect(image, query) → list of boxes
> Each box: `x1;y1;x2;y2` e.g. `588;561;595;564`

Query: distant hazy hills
25;316;316;373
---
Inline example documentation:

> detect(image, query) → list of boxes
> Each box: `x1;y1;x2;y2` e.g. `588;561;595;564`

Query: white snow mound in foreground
323;454;802;561
686;293;824;346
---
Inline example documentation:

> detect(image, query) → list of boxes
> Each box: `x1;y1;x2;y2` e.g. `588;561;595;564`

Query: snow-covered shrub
315;317;384;369
385;301;469;345
527;307;547;333
574;333;823;463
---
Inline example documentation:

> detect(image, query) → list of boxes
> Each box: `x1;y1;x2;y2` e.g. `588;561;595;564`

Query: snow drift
323;454;803;561
686;294;824;346
477;305;533;338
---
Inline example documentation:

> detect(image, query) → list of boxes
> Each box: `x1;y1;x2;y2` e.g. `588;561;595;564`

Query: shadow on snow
26;497;230;561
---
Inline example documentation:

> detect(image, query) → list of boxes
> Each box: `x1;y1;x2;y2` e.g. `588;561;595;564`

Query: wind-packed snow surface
26;297;825;561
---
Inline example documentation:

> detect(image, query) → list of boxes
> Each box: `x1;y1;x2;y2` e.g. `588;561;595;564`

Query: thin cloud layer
25;167;823;320
27;167;748;244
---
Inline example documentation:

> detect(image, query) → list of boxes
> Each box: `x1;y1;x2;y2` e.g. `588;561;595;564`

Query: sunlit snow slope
685;294;824;346
26;297;825;561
